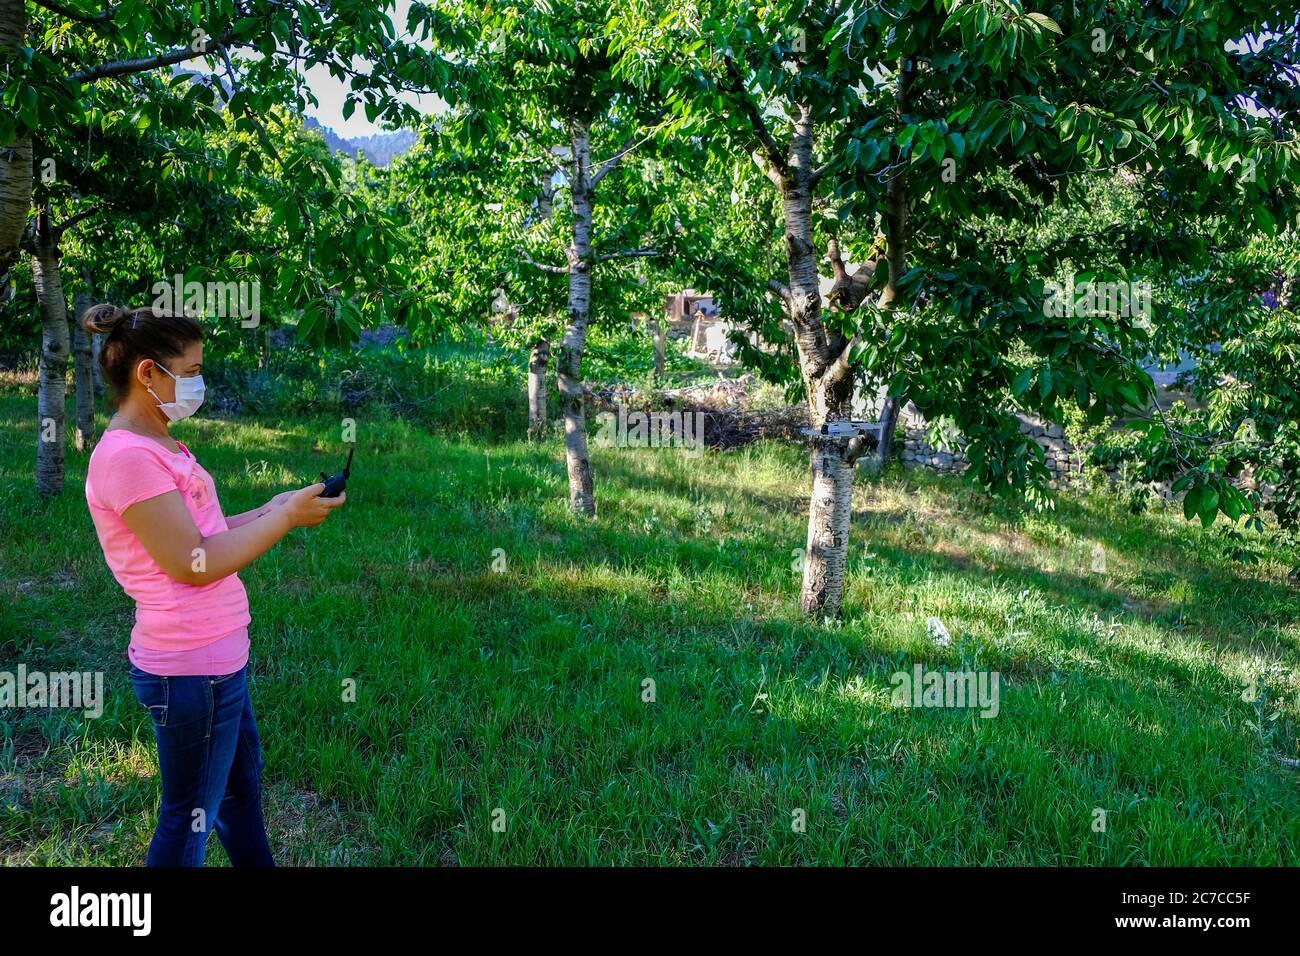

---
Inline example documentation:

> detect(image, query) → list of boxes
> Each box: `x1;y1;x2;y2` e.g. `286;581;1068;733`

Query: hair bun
82;303;128;335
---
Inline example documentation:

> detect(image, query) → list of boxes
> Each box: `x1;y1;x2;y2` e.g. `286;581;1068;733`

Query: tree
386;113;694;444
1106;230;1300;536
381;131;572;439
425;0;683;514
4;0;455;495
614;0;1300;616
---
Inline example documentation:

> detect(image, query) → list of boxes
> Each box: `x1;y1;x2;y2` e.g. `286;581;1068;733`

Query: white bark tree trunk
558;118;595;515
90;331;104;396
71;291;95;451
33;212;68;496
0;0;32;302
802;436;856;614
528;336;549;440
872;396;900;467
650;317;665;378
774;104;862;616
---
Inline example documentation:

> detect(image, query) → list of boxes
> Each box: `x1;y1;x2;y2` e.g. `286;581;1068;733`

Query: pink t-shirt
85;429;251;676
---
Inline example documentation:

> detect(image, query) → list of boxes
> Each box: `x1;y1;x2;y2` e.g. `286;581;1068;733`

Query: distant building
665;289;716;326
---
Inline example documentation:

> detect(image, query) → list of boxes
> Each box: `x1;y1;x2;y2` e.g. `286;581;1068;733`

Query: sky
300;62;443;140
298;0;444;140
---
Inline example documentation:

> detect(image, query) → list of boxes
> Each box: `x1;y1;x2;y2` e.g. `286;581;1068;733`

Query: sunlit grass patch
1;390;1298;865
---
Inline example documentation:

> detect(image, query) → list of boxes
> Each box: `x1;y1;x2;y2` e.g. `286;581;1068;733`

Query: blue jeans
128;662;275;866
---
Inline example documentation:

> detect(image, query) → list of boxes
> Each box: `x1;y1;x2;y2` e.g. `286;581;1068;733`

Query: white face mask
147;362;206;422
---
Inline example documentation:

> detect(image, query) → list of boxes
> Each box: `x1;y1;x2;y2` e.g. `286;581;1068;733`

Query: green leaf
1026;13;1063;35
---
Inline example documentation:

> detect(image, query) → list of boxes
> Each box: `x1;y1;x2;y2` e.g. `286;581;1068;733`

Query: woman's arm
121;483;345;586
226;491;294;529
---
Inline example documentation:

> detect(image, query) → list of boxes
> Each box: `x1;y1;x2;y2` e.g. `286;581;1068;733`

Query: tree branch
877;58;912;309
219;47;321;283
520;251;568;274
826;333;857;386
32;0;114;24
590;133;638;188
55;205;100;238
589;112;668;188
768;278;791;304
722;55;789;182
67;29;233;84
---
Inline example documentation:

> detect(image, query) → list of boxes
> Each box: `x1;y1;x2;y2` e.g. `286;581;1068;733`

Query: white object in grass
927;616;952;646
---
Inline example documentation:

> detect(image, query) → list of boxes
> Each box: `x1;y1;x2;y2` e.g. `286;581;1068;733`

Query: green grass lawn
2;388;1298;865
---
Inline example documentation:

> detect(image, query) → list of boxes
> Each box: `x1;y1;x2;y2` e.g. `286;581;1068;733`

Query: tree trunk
0;0;31;302
874;395;900;465
801;436;856;614
558;118;595;515
778;103;861;616
860;391;900;476
527;336;549;440
71;291;96;451
90;331;104;396
33;211;68;496
650;317;665;378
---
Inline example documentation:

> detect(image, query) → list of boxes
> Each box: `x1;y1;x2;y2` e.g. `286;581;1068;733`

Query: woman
82;304;346;866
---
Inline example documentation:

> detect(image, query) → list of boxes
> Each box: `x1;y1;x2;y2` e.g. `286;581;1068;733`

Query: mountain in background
168;67;418;168
302;116;417;167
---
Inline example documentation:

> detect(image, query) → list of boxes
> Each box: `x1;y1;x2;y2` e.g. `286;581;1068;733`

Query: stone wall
889;402;1084;485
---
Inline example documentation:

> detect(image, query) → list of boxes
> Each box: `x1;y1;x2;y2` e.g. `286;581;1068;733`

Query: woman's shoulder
90;428;169;465
87;431;193;512
88;430;187;487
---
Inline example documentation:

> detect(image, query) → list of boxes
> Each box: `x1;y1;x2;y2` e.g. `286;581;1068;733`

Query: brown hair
83;304;204;404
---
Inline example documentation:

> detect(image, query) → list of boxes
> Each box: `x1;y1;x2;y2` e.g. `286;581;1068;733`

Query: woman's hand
281;482;347;529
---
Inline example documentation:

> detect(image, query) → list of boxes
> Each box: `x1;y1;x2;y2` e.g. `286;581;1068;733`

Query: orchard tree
426;0;686;515
613;0;1300;616
382;130;572;438
3;0;455;495
387;118;701;440
25;65;269;484
1110;231;1300;538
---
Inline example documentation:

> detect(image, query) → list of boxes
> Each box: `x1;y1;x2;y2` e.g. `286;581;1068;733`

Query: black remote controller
318;448;353;498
